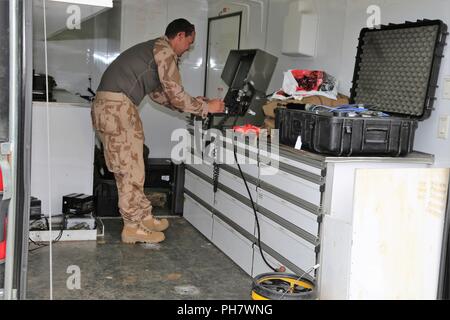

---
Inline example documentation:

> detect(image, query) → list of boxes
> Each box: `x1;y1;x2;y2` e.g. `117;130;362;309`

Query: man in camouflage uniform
92;19;224;244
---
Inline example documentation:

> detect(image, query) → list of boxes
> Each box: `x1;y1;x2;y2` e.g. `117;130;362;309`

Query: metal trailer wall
3;0;32;300
0;0;9;142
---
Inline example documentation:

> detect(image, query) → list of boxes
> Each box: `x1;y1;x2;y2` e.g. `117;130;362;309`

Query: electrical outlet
438;115;449;140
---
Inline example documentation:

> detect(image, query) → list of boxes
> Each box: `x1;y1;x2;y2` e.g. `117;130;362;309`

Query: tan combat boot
121;224;165;244
140;215;169;232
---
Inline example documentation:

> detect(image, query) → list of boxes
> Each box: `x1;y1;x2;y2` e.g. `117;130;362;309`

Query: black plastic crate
30;196;42;220
93;179;120;217
93;161;184;217
144;158;174;189
276;19;447;157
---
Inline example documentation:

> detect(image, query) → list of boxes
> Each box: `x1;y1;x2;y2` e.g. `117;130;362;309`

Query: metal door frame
204;12;242;97
2;0;33;300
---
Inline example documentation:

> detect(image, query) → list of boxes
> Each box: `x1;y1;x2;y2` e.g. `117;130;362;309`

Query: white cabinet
218;166;258;200
252;245;295;278
282;1;318;57
319;168;449;300
183;193;213;240
31;102;95;216
183;129;439;299
184;168;214;207
214;189;255;236
257;212;317;273
211;216;254;276
257;187;320;238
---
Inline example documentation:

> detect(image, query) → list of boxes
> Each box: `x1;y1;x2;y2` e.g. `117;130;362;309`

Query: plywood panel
350;168;449;299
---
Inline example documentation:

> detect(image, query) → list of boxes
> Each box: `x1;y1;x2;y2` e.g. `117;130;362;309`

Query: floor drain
174;285;200;296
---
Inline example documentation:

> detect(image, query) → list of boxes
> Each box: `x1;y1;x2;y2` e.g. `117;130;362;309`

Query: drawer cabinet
183;133;325;285
214;188;255;235
259;164;322;207
252;245;295;277
211;215;254;276
257;213;317;274
184;168;214;207
183;193;214;240
218;166;258;200
257;187;320;239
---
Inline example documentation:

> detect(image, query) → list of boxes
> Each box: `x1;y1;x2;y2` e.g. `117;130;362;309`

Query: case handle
363;127;389;144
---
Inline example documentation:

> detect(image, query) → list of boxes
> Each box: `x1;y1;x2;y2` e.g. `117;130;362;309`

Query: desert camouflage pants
91;91;151;224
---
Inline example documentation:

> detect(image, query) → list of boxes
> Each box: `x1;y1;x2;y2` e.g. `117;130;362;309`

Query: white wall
120;0;208;158
35;0;450;164
208;0;269;50
340;0;450;167
264;0;348;93
31;104;95;216
33;0;117;97
207;0;348;93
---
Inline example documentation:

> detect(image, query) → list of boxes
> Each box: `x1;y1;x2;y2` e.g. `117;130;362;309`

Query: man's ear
176;31;186;39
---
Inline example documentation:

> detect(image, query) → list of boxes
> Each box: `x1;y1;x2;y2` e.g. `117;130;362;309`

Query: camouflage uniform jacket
97;36;208;117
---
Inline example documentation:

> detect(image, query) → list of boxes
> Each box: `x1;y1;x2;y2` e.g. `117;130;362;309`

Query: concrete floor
25;218;253;300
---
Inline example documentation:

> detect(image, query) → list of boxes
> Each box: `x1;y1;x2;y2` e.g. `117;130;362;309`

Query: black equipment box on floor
93;159;185;217
62;193;94;215
33;72;57;102
276;20;448;156
144;158;174;189
30;196;42;220
94;179;120;217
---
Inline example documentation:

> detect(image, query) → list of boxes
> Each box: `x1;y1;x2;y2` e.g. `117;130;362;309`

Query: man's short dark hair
165;18;195;39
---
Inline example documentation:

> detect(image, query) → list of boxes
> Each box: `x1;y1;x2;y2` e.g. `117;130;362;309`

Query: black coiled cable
213;162;220;193
231;117;278;272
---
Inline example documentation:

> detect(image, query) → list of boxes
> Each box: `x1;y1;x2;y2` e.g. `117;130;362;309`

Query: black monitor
222;49;277;94
209;49;277;128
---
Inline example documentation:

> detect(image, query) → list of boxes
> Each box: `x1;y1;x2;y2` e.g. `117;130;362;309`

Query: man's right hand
207;99;225;114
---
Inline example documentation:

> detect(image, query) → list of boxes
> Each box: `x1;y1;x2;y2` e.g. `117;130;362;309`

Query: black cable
53;213;66;242
28;213;66;253
210;113;232;194
231;117;278;272
213;163;220;193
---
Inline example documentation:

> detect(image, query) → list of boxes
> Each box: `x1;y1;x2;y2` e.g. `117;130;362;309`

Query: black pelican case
276;19;448;156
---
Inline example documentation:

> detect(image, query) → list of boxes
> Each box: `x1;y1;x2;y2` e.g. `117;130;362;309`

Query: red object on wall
0;219;6;263
1;167;5;262
0;167;3;192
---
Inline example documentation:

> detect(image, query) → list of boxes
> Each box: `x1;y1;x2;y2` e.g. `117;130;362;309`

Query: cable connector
276;266;286;273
